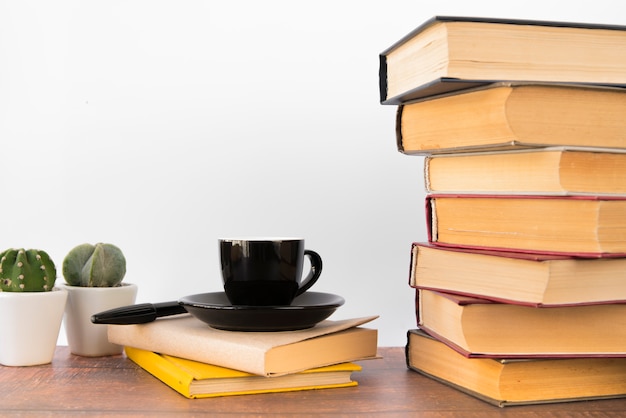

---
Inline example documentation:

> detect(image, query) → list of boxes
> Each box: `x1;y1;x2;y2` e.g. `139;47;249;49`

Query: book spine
422;156;432;192
379;54;388;104
395;105;406;153
125;346;193;398
425;196;436;243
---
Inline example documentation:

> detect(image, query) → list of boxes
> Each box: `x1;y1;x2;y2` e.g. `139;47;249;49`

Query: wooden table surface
1;346;625;417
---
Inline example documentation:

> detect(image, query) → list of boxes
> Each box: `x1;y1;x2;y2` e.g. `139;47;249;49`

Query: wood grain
1;347;625;417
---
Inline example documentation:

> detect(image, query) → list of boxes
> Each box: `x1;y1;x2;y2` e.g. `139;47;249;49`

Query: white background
1;0;623;347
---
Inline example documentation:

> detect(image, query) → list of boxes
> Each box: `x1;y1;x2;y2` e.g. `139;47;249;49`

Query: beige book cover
108;315;379;376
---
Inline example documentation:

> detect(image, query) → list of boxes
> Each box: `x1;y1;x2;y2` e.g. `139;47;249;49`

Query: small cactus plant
63;243;126;287
0;248;57;292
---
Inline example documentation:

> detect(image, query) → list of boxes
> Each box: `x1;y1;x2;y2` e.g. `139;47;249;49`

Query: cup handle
295;249;323;296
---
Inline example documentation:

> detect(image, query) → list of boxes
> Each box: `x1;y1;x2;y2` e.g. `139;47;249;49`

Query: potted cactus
0;248;68;366
59;243;137;357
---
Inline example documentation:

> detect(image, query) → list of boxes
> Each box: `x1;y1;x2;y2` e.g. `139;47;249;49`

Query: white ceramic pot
0;287;68;366
60;283;138;357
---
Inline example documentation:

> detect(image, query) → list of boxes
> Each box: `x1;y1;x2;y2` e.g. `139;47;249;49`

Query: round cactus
62;243;126;287
0;248;57;292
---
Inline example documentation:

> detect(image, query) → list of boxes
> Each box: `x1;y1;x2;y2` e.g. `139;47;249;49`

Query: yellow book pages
425;148;626;195
165;353;361;379
125;346;361;399
428;195;626;255
397;84;626;154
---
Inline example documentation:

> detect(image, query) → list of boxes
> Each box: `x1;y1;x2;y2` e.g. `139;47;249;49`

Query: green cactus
62;243;126;287
0;248;57;292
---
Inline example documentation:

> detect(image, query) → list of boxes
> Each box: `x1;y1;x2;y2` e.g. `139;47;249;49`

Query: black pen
91;302;187;325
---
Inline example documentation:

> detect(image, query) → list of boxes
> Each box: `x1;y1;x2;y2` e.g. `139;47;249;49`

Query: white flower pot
0;287;68;366
60;283;138;357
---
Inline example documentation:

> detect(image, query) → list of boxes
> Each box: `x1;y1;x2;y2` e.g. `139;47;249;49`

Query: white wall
1;0;622;347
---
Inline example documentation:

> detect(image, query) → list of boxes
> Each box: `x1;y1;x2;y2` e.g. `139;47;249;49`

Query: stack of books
107;315;378;398
379;16;626;407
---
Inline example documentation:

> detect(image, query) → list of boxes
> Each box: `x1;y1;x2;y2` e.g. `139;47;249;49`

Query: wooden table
1;347;625;417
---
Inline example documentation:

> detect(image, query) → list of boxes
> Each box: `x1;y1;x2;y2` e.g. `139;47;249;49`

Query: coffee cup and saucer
180;237;344;331
92;237;343;331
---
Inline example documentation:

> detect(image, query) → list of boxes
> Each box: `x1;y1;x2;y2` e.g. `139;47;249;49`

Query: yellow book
125;346;361;399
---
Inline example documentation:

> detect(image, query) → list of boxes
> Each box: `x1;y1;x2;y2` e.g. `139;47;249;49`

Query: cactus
0;248;57;292
62;243;126;287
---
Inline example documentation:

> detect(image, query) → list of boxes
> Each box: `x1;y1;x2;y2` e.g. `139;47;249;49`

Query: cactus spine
62;243;126;287
0;248;57;292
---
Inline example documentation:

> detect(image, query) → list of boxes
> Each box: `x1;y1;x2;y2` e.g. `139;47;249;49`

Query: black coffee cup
219;238;323;306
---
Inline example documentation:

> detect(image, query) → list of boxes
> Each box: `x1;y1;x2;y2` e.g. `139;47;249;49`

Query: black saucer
178;292;345;331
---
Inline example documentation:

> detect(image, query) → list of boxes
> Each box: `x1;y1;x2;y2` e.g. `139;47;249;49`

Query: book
409;243;626;306
416;289;626;357
108;315;378;377
426;194;626;256
406;328;626;407
424;147;626;195
379;16;626;105
124;346;361;399
397;84;626;155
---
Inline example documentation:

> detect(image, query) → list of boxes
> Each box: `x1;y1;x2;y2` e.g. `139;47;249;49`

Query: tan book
108;315;378;377
409;243;626;307
426;195;626;256
395;84;626;155
416;289;626;357
406;329;626;407
424;148;626;195
379;16;626;104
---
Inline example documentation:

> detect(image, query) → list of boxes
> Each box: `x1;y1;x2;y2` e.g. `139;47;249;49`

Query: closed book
406;329;626;407
379;16;626;104
416;289;626;357
409;242;626;306
426;194;626;256
397;84;626;155
108;315;378;377
124;346;360;399
424;147;626;194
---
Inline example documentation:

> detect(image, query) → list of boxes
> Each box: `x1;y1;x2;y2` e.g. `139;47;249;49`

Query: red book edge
412;241;580;261
415;325;626;359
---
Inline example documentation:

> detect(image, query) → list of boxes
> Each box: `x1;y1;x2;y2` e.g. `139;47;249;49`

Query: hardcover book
426;194;626;256
423;147;626;195
409;243;626;306
406;329;626;407
416;289;626;357
379;16;626;104
397;84;626;155
124;346;361;399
